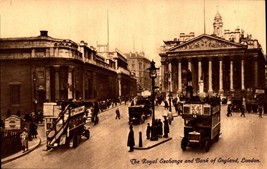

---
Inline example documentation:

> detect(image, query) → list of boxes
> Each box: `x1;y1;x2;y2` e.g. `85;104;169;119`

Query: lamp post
166;59;172;113
147;60;159;141
168;91;172;112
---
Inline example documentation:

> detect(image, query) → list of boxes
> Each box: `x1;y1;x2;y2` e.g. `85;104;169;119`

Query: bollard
139;131;143;147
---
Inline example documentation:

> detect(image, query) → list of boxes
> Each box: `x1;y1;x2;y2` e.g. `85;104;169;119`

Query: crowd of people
227;103;264;118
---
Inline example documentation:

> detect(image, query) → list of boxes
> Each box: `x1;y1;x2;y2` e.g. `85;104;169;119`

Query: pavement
134;136;172;150
1;128;42;165
1;104;175;164
134;109;177;150
3;103;263;164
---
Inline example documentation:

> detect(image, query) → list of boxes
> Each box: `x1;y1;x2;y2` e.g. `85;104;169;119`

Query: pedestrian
31;122;38;138
94;115;99;125
146;123;151;139
240;105;245;117
20;128;29;152
167;111;173;125
163;116;169;138
127;125;135;152
227;104;232;117
115;108;120;119
158;119;163;137
258;105;263;118
164;100;169;110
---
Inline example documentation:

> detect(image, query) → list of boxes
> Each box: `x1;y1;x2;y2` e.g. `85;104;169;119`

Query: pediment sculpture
176;37;239;51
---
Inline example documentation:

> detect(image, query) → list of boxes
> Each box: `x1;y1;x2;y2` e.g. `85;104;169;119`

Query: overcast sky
0;0;265;66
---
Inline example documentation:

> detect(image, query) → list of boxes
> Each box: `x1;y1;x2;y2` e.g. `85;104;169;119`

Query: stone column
254;57;258;88
45;66;51;101
168;62;172;92
219;58;224;93
208;58;213;94
230;59;234;91
55;47;59;56
54;65;60;100
68;66;74;99
82;71;86;100
49;47;54;57
188;59;192;71
161;63;165;92
31;49;35;58
198;59;203;94
241;59;245;90
178;60;182;93
164;63;168;92
118;78;121;97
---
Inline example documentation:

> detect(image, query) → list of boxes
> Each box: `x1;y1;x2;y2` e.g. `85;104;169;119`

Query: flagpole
204;0;206;34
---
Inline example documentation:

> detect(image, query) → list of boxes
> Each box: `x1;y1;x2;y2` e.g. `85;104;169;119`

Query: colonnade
162;56;258;95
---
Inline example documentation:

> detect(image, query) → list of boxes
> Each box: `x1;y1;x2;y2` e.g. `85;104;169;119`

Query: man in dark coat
240;105;245;117
227;104;232;117
158;119;163;137
146;123;151;139
115;108;120;119
258;105;263;118
163;116;169;138
164;101;169;110
127;125;135;152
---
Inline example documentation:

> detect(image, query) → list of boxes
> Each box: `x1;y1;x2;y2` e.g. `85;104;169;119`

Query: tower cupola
213;11;223;37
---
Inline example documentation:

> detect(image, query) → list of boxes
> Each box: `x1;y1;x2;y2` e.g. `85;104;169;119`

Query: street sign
255;89;264;94
43;102;57;116
5;115;21;130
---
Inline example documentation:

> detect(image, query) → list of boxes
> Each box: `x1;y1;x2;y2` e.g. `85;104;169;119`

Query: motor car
128;105;146;125
231;98;243;112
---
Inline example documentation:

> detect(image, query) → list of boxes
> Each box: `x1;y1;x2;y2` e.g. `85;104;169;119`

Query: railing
1;129;22;158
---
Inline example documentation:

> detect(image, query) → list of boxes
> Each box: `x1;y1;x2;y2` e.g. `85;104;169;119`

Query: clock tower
213;11;223;37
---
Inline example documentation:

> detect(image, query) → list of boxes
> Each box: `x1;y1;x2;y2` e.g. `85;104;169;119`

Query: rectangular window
10;84;21;105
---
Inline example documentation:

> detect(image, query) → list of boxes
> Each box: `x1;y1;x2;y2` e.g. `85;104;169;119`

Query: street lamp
168;91;172;112
147;60;159;141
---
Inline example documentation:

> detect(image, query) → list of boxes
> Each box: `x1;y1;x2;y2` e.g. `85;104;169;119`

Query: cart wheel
181;137;187;151
205;140;210;152
85;130;90;140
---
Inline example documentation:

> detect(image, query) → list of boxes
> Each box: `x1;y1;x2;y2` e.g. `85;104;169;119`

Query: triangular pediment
169;34;245;52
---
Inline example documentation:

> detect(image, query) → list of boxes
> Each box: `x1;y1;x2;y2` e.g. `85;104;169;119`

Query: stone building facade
125;52;151;92
159;12;265;97
0;31;136;119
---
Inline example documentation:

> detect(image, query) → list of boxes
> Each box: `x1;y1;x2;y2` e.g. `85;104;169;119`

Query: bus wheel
205;140;210;152
77;135;81;145
215;133;219;142
72;135;77;148
181;137;187;151
85;130;90;140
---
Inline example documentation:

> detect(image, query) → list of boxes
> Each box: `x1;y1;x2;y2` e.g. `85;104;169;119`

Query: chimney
40;30;48;36
180;33;185;41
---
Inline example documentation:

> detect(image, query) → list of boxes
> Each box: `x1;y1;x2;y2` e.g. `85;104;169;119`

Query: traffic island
134;137;172;150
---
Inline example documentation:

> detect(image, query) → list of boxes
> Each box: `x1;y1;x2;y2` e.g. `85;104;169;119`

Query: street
2;104;267;169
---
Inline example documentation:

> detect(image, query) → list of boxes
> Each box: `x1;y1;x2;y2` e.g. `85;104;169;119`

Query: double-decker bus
181;97;221;152
44;101;90;149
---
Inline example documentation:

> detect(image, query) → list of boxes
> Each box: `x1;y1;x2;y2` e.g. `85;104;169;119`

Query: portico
160;34;255;96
